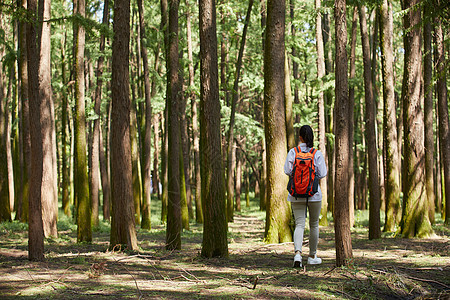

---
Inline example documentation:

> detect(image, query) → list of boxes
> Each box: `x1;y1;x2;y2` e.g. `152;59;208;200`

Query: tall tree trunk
290;0;300;142
160;0;169;224
26;0;46;260
166;0;182;250
316;0;328;227
0;34;11;222
263;0;292;244
423;5;435;224
60;32;71;218
36;0;57;238
138;0;152;229
347;6;357;228
434;17;450;225
99;114;110;221
18;0;30;222
90;0;109;228
334;0;353;266
186;0;202;223
110;0;138;250
74;0;92;242
199;0;228;258
359;5;381;240
323;12;335;216
400;0;433;238
226;0;253;222
380;0;401;231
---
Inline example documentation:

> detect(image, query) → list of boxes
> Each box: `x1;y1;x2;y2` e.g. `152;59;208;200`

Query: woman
284;125;327;268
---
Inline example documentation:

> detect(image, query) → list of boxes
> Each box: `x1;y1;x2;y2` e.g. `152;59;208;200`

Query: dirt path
0;210;449;299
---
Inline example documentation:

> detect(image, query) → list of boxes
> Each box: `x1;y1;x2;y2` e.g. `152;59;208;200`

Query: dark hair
299;125;314;148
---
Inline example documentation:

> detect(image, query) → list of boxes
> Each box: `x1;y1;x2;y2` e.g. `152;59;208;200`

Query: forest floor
0;198;449;300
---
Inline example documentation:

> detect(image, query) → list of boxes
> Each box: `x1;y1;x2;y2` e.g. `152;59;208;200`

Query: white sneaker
293;253;302;268
307;254;322;265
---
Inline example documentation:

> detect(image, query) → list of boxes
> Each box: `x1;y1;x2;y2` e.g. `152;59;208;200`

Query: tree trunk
400;0;433;238
138;0;152;229
316;0;328;226
380;0;401;232
160;0;169;224
26;0;47;260
359;5;381;240
236;150;242;212
18;0;30;222
0;37;11;222
263;0;292;244
74;0;92;242
284;51;295;150
226;0;253;223
130;102;141;226
423;5;435;224
334;0;353;266
323;12;335;216
186;0;202;223
166;0;182;251
110;0;138;250
60;32;71;218
199;0;228;258
347;6;357;228
434;17;450;225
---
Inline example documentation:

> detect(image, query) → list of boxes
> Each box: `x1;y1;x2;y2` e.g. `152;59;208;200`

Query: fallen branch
111;254;143;299
323;266;336;276
373;269;450;289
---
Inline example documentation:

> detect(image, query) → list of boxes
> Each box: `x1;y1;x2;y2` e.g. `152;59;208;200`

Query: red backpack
287;147;319;198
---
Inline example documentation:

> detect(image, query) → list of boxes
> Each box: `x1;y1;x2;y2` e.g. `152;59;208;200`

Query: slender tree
316;0;328;226
18;0;30;222
186;0;202;223
138;0;153;230
347;7;357;228
0;34;11;222
110;0;138;250
75;0;92;242
263;0;292;244
199;0;228;257
434;15;450;224
166;0;182;250
226;0;254;222
400;0;433;237
359;5;381;240
380;0;401;232
334;0;353;266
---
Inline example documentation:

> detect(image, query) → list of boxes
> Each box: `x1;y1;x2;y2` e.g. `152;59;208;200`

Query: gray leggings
291;201;322;256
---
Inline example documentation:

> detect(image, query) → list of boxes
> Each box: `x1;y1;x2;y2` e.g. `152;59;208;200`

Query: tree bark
186;0;202;223
75;0;92;242
347;6;357;228
334;0;353;266
19;0;30;222
380;0;401;232
400;0;433;237
138;0;152;229
359;5;381;240
225;0;253;223
166;0;182;250
423;5;435;224
284;51;295;150
316;0;328;227
160;0;169;224
110;0;138;250
199;0;228;258
434;17;450;225
0;32;11;222
263;0;292;244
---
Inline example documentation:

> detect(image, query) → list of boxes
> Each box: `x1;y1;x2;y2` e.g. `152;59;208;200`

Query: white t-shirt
284;143;328;202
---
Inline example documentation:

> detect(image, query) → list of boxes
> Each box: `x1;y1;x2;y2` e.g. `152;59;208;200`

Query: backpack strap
309;148;317;155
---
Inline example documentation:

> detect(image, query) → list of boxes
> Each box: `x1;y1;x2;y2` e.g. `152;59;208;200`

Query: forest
0;0;449;298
